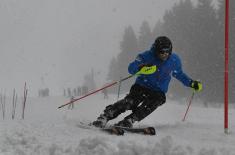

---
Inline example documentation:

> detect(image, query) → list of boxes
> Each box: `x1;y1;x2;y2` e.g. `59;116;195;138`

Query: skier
92;36;202;128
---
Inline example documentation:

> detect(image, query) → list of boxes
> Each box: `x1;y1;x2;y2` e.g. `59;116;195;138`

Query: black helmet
153;36;172;55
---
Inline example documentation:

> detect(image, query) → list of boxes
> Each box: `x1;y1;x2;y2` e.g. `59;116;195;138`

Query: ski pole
58;65;157;109
58;75;134;109
182;91;195;121
117;77;122;100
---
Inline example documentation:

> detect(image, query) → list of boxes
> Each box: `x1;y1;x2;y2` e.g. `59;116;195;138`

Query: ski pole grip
136;65;157;75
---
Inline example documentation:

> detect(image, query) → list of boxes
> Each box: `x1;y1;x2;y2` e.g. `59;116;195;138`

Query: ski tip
143;127;156;135
58;105;64;109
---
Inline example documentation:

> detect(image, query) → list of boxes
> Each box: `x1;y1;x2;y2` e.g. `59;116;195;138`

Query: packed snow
0;93;234;155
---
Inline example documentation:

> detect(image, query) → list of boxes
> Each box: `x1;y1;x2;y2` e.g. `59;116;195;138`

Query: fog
0;0;219;97
0;0;178;96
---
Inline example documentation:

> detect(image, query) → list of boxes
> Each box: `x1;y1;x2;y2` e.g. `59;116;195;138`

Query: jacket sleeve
128;54;146;75
172;56;193;87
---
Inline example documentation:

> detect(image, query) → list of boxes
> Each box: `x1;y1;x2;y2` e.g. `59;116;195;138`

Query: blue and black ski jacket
128;48;192;94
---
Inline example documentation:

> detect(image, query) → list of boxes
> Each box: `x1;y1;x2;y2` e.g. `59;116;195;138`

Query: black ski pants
103;84;166;122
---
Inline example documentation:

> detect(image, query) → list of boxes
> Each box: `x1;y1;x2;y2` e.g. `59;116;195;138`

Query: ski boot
92;114;108;128
115;118;134;128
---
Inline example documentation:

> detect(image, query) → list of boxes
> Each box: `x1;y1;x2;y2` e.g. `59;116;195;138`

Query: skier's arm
128;54;147;75
172;57;192;87
172;57;202;91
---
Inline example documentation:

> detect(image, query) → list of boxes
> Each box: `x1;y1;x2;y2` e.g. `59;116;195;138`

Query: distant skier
92;36;202;128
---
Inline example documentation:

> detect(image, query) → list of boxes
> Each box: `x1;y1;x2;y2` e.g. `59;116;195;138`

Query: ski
101;127;124;135
77;122;124;136
78;122;155;135
112;126;156;135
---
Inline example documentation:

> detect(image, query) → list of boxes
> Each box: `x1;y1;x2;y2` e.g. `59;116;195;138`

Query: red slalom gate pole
58;75;134;109
224;0;229;134
182;91;195;122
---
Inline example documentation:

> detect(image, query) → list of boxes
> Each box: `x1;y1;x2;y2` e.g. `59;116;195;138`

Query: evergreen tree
107;26;138;92
161;0;224;102
106;57;119;93
107;57;119;81
138;21;153;51
118;27;138;72
117;26;138;91
152;20;164;39
83;69;96;91
162;0;195;55
162;0;196;99
217;0;235;102
190;0;223;102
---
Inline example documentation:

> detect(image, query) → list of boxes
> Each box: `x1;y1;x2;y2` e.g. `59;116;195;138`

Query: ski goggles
159;48;171;54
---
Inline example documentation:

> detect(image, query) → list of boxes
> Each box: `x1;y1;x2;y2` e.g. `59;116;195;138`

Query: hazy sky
0;0;217;96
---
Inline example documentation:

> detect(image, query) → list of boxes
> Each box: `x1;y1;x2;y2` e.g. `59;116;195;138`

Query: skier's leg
116;91;166;128
92;84;145;128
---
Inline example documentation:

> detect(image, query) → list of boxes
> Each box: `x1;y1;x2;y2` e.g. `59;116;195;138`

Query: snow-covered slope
0;94;234;155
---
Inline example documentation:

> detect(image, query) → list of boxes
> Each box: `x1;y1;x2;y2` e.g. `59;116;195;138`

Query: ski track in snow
0;95;234;155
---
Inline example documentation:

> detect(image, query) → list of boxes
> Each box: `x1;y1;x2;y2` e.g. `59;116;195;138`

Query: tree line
107;0;234;103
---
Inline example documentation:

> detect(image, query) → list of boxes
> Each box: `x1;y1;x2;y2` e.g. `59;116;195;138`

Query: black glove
191;80;202;92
